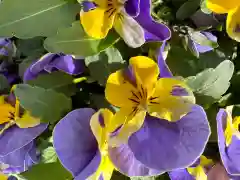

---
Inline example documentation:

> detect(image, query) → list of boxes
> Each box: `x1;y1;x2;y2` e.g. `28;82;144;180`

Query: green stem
73;77;87;84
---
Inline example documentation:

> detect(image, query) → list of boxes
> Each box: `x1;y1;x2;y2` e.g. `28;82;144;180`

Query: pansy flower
80;0;171;48
105;56;196;145
53;108;162;179
216;106;240;177
23;53;84;82
0;94;47;165
168;156;214;180
206;0;240;42
105;55;210;171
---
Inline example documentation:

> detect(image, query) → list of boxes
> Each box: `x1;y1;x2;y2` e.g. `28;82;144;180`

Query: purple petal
1;141;37;174
158;41;172;78
30;53;55;74
82;1;96;12
0;124;47;156
23;65;40;82
128;105;210;171
124;0;140;17
109;144;162;177
193;32;217;53
168;169;194;180
135;0;171;42
217;109;240;175
0;38;12;56
45;55;84;75
53;108;100;177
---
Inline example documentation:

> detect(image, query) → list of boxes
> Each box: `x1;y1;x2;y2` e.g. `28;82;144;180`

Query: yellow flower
0;95;40;132
89;109;115;180
224;106;240;146
187;156;214;180
80;0;145;48
105;56;195;146
206;0;240;41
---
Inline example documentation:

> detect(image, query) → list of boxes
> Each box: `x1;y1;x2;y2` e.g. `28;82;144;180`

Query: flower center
106;0;124;17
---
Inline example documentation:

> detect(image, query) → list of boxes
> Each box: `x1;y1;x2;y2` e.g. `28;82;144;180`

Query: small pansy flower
53;108;161;179
169;156;214;180
206;0;240;42
80;0;171;48
23;53;84;82
216;106;240;177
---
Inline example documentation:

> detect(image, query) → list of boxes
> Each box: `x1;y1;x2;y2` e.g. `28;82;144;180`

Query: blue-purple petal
158;41;173;78
217;109;240;175
168;169;194;180
1;141;37;174
82;1;96;12
53;108;100;178
124;0;140;17
135;0;171;42
109;144;162;177
0;38;12;57
192;32;217;53
128;105;210;171
0;124;47;156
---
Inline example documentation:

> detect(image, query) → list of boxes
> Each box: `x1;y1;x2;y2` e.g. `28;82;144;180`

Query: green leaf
190;31;218;48
85;47;126;86
186;60;234;106
44;21;120;57
18;55;39;78
14;84;72;124
0;0;79;38
0;74;10;92
176;0;201;20
16;37;46;56
27;71;77;96
21;161;72;180
130;173;170;180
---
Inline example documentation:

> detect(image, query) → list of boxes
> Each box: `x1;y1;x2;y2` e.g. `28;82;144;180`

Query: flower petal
148;78;195;122
128;105;210;171
206;0;240;13
108;108;146;147
80;8;115;39
157;41;173;78
15;111;40;128
0;141;37;174
217;109;240;175
227;7;240;42
124;0;140;17
114;13;145;48
109;144;162;176
194;32;217;53
0;173;8;180
45;55;85;75
168;169;194;180
134;0;171;42
0;124;47;156
105;70;137;108
53;108;100;177
129;56;159;93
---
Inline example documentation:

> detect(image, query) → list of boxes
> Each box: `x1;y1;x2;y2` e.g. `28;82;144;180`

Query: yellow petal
0;103;15;124
0;173;8;180
108;108;146;147
129;56;159;94
15;111;40;128
206;0;240;13
88;155;114;180
227;7;240;42
187;166;207;180
200;155;214;167
90;109;113;149
224;114;234;147
148;78;195;122
105;70;137;108
80;7;115;39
